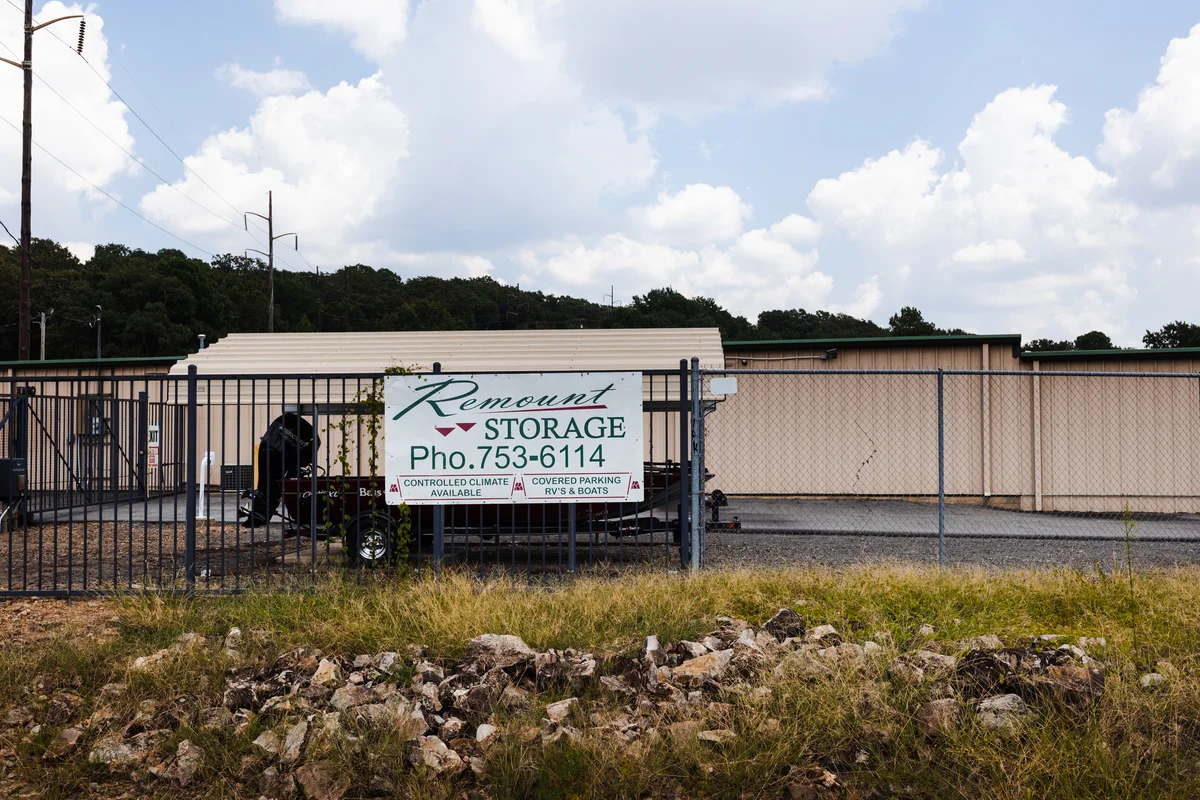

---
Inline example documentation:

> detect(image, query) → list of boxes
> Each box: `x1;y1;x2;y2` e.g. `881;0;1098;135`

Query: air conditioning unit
221;464;254;492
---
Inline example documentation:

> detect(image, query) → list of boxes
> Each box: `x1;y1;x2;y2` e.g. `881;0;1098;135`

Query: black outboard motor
239;413;319;526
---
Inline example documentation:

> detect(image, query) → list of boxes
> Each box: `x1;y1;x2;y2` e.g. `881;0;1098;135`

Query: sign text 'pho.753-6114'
384;372;644;505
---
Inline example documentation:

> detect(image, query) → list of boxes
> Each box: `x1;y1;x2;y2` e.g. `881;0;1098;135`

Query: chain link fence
698;368;1200;568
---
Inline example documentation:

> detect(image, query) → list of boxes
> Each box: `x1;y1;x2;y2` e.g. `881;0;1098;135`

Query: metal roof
1020;346;1200;361
723;333;1023;350
0;355;181;369
170;329;724;376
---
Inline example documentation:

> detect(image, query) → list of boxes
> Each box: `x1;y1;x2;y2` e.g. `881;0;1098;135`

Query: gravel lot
704;529;1200;569
706;497;1200;569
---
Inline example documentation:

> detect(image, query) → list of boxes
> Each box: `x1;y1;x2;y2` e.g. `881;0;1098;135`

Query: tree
604;288;755;340
3;237;1197;361
1143;321;1200;349
888;306;939;336
756;308;887;340
1023;338;1074;352
1073;330;1114;350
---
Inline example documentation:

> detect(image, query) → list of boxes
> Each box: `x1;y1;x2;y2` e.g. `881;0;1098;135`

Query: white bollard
196;451;216;519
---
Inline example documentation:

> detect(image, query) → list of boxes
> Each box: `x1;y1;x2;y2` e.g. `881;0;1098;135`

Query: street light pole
94;305;101;359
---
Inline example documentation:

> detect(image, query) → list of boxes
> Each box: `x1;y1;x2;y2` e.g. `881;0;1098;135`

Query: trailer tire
344;511;400;569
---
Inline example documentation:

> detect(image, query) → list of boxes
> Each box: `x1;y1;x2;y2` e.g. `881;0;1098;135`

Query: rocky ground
1;605;1181;799
3;565;1200;798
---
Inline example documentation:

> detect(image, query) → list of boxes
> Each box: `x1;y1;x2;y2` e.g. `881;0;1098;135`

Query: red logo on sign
457;422;476;431
631;480;640;489
435;426;455;437
513;481;524;492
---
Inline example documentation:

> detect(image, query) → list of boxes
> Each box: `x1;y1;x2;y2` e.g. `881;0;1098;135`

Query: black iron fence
0;364;698;595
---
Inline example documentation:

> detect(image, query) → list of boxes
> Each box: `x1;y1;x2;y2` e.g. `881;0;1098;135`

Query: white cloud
471;0;546;62
833;276;883;319
63;241;95;263
274;0;409;61
523;211;831;318
629;184;752;245
0;3;133;208
215;64;312;97
336;243;498;279
806;85;1151;340
952;239;1027;264
1099;24;1200;200
118;0;1200;343
140;73;408;262
547;0;929;116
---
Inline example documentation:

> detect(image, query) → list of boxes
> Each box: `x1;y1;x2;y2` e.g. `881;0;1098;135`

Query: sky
2;1;1200;344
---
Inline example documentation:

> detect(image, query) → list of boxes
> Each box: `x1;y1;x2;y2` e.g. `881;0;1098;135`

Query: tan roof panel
170;328;724;376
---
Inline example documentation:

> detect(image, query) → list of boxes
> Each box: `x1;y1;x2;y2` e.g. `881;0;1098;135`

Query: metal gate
0;363;701;595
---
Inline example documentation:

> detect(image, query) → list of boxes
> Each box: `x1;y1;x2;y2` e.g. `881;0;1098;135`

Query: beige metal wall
713;344;1200;514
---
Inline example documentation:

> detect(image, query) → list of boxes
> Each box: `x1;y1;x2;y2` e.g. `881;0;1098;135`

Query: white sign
147;424;160;468
385;372;644;505
709;376;738;395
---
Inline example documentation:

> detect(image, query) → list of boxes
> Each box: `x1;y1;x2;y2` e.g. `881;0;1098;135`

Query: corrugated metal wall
714;343;1200;514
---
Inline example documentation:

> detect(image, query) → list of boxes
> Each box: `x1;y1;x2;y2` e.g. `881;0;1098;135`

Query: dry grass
2;563;1200;798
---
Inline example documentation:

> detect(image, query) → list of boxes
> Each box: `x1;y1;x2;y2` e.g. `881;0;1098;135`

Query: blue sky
4;1;1200;343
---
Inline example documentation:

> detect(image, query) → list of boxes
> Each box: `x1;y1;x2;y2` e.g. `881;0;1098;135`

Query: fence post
690;357;702;572
136;391;148;497
567;504;576;573
185;365;198;594
678;359;690;571
937;368;945;569
431;362;444;570
310;393;319;582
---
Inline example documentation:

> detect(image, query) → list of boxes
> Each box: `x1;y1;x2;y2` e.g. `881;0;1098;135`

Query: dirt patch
0;597;122;651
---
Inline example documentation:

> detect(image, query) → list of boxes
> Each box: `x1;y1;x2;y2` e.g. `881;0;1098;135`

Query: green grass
2;565;1200;798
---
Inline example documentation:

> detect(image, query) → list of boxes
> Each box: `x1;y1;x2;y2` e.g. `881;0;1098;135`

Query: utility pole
244;190;298;333
1;4;84;360
94;305;101;359
37;310;46;360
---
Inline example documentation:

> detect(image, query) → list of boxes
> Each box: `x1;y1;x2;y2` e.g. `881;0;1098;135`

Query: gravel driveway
705;497;1200;569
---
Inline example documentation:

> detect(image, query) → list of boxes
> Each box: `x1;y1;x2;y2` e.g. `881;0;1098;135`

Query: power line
0;112;213;257
0;37;246;235
2;1;308;271
3;1;275;240
106;42;195;154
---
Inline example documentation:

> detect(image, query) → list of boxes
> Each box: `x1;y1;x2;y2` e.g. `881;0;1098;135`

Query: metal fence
696;367;1200;568
0;365;697;595
8;362;1196;592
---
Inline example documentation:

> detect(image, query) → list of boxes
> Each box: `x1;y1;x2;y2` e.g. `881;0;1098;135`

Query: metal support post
310;398;319;580
11;387;30;462
567;504;576;573
136;391;148;496
184;365;198;593
431;362;444;568
937;369;946;569
678;360;690;570
690;358;702;572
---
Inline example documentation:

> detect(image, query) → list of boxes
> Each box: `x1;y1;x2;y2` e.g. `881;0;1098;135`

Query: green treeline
1;241;1196;361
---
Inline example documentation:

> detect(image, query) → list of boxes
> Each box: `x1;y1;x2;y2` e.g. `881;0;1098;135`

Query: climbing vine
322;365;414;572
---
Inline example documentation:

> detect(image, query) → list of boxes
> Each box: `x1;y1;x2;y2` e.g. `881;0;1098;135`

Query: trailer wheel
345;511;399;568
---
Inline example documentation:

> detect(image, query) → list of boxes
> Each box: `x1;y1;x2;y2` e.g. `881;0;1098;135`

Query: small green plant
322;364;414;570
1121;501;1139;655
